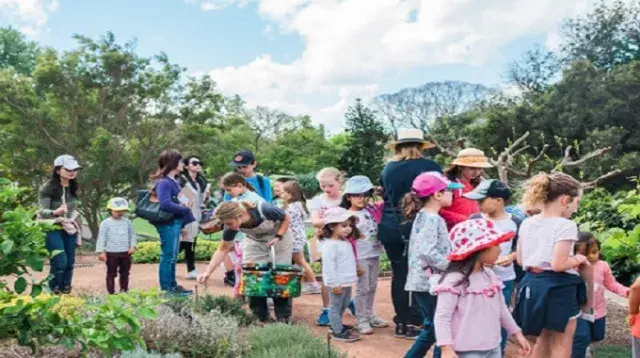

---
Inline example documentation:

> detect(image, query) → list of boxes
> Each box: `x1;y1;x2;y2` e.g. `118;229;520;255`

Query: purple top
155;176;195;225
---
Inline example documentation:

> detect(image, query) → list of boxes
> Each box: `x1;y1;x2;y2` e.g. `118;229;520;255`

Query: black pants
179;238;196;272
248;296;292;321
106;252;132;294
384;241;423;327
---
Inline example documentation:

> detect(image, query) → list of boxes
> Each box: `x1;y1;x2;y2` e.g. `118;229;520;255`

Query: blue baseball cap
345;175;374;194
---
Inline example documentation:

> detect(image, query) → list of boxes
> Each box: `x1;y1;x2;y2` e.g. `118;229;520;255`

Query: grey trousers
356;257;380;324
634;336;640;358
457;345;501;358
329;286;352;333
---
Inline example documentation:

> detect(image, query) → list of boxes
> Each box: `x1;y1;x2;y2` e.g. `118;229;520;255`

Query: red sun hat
448;219;516;261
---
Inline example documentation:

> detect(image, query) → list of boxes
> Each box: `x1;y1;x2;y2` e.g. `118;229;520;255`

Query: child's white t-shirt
308;194;342;253
352;209;383;260
321;238;358;288
491;216;518;282
519;216;579;275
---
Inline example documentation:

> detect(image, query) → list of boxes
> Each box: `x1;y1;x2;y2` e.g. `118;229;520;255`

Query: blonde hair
521;172;581;209
214;201;256;221
316;167;345;184
393;143;424;161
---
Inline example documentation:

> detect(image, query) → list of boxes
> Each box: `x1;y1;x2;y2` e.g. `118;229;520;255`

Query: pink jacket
593;260;628;319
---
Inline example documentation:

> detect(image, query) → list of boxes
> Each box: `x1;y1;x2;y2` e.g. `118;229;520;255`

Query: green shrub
193;294;255;327
141;305;246;357
245;324;345;358
132;241;219;264
592;345;632;358
295;172;320;199
121;347;182;358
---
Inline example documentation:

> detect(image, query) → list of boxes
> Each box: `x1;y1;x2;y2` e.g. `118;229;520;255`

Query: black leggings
179;238;196;272
383;241;423;327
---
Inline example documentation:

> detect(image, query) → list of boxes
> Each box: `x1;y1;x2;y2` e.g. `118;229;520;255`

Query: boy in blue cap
224;150;272;202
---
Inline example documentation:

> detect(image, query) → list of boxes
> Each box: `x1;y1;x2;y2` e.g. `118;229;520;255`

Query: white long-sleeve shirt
95;217;137;253
321;238;358;288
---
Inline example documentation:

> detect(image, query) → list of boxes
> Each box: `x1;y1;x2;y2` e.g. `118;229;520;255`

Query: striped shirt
96;217;137;253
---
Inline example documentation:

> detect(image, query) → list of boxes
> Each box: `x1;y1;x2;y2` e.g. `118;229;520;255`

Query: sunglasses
190;161;203;166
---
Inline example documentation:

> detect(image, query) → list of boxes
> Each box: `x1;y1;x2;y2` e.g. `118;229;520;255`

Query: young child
628;277;640;358
402;172;462;358
226;150;272;202
572;232;629;357
514;172;588;358
434;219;531;358
220;172;265;297
321;207;361;342
464;179;522;354
281;180;322;294
272;177;293;207
340;175;388;334
308;167;355;325
96;197;137;295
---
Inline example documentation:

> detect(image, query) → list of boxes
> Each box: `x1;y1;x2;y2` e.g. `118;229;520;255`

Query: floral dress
405;210;451;293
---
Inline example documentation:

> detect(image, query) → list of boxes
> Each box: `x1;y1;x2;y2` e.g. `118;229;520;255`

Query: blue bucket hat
345;175;374;195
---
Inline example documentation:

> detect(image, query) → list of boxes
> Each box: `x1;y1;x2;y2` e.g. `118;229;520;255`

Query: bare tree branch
490;131;531;185
428;134;457;157
526;144;550;177
580;170;622;189
560;146;613;168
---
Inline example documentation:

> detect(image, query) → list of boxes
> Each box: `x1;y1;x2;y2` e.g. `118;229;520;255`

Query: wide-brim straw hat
450;148;493;169
386;128;436;150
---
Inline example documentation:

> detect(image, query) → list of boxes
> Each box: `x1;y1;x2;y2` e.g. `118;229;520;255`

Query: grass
132;218;222;241
592;345;632;358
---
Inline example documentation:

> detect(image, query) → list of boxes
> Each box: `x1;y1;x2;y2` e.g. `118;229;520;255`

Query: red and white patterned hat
448;219;516;261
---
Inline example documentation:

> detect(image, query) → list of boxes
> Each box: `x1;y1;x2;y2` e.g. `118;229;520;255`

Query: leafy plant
121;347;183;358
141;305;246;357
193;294;255;327
245;323;345;358
132;241;219;264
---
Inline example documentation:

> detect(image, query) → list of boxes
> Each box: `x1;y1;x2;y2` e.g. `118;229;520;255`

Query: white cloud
190;0;619;131
0;0;59;35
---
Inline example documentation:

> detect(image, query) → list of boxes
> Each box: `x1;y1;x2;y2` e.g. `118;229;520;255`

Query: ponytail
400;192;429;221
522;172;580;209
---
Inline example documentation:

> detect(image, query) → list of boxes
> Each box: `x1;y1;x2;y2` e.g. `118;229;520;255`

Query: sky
0;0;618;132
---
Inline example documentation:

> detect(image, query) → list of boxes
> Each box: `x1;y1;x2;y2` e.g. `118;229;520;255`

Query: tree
0;27;39;76
374;81;492;136
0;32;190;239
338;99;388;181
506;45;561;94
245;106;297;155
561;0;640;70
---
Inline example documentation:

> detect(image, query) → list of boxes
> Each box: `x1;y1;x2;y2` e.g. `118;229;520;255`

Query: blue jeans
45;230;77;292
405;292;441;358
501;280;515;353
155;220;183;290
572;317;606;358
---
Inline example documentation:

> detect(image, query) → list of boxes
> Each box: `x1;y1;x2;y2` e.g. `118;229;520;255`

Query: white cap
54;155;82;171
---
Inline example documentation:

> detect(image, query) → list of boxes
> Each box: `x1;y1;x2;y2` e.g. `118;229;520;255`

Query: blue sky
1;0;609;131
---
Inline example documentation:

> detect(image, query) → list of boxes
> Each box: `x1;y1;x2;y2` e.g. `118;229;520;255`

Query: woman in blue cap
341;175;389;335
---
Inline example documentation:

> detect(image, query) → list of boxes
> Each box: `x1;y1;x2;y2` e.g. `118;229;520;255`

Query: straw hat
386;128;435;150
450;148;493;169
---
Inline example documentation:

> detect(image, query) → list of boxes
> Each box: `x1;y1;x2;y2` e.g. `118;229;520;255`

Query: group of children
93;149;640;357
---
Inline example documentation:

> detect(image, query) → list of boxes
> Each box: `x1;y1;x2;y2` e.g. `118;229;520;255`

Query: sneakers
356;321;373;335
317;308;330;326
185;270;200;280
223;270;235;287
369;316;389;328
302;282;322;295
394;324;421;339
347;300;356;317
331;328;360;342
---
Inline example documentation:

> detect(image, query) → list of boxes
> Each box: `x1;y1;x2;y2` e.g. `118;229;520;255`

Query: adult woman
440;148;493;230
38;155;83;294
378;129;442;339
178;155;210;280
151;149;195;295
198;201;293;323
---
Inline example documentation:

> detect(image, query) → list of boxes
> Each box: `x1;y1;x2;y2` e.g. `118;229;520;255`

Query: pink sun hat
448;219;516;261
411;171;464;198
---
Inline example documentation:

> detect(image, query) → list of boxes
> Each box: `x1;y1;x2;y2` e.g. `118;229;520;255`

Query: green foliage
0;179;51;296
132;241;219;264
193;294;255;327
295;172;321;199
338;99;388;182
0;27;39;76
0;290;165;356
575;188;630;233
141;304;246;357
592;345;632;358
245;324;345;358
122;347;183;358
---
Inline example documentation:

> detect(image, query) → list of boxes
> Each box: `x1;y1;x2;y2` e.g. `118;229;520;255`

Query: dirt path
17;261;527;357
